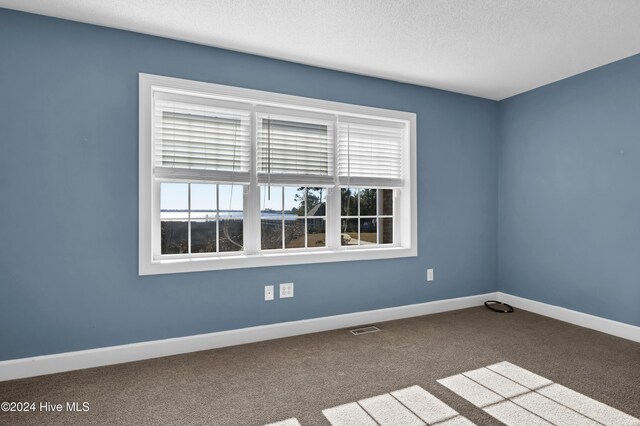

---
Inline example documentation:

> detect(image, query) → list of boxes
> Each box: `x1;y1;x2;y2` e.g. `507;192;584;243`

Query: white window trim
139;73;417;275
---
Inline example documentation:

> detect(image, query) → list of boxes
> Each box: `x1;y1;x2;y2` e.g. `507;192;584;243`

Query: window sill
139;246;417;275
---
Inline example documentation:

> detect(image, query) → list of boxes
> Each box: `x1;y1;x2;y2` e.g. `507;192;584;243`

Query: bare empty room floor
1;306;638;425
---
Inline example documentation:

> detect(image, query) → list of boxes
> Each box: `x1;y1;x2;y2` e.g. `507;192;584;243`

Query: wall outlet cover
280;283;294;298
265;285;274;301
427;269;434;282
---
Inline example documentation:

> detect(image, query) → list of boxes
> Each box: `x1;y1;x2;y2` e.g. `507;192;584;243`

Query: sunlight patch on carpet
264;361;638;426
322;402;378;425
264;418;301;426
322;385;472;426
438;361;640;426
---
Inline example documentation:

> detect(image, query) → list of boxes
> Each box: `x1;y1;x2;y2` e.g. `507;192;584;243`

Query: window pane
283;187;305;248
306;187;326;216
219;219;243;252
341;218;358;246
261;218;282;250
219;184;244;217
219;184;243;252
307;218;326;247
284;186;305;217
261;186;283;214
161;221;188;254
284;218;306;248
359;188;377;216
341;188;359;216
381;189;393;216
360;218;377;244
191;184;216;219
161;183;188;220
191;221;217;253
381;218;393;244
261;186;282;250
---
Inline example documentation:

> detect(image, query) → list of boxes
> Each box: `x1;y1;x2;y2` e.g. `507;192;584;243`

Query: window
139;74;416;275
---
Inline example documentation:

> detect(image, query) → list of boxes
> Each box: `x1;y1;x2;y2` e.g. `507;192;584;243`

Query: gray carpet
0;306;638;425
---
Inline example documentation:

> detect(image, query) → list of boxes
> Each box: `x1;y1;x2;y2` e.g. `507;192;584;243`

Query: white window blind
153;99;251;183
338;120;404;188
257;114;334;186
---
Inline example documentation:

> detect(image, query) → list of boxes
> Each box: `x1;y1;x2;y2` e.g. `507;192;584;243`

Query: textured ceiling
2;0;640;100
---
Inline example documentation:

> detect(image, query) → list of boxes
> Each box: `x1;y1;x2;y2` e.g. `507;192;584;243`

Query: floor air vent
350;326;381;335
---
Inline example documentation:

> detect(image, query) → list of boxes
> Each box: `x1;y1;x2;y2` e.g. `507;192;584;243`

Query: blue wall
0;9;499;360
499;54;640;326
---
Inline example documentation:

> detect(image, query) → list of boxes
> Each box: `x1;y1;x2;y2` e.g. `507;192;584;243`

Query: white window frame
139;73;417;275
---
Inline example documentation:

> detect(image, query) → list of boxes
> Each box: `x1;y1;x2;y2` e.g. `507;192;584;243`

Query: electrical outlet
265;285;274;301
279;282;294;298
427;269;434;282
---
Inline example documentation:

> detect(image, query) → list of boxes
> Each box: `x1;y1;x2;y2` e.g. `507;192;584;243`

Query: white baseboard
0;292;497;382
497;292;640;343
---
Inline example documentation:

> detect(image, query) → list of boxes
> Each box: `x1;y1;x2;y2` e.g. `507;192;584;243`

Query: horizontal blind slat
155;167;250;184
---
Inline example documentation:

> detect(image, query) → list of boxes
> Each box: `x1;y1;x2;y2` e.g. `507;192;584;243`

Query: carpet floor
0;306;638;425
